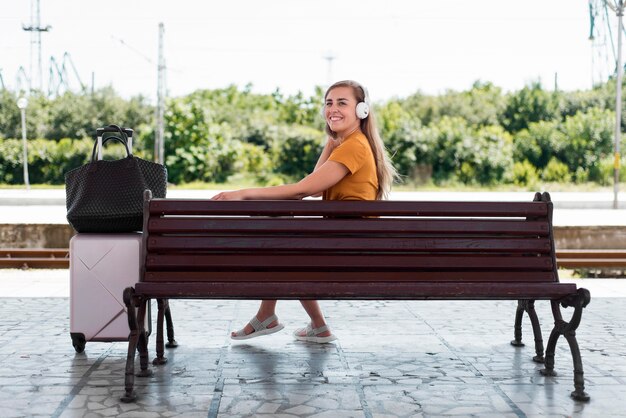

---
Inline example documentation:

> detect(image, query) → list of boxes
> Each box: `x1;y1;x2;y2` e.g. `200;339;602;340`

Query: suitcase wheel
71;333;86;353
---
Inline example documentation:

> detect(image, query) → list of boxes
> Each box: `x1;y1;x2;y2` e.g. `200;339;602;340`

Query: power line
111;35;156;66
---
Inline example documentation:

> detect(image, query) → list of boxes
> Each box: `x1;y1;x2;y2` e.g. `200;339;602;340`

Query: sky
0;0;612;103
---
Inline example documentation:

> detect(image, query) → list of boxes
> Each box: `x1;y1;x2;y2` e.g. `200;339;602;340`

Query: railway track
0;248;69;269
0;248;625;270
556;249;626;269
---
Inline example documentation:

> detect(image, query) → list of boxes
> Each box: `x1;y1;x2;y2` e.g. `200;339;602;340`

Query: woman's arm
314;137;339;172
309;138;340;197
211;160;349;201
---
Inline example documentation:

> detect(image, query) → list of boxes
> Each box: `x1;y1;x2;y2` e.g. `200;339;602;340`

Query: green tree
559;108;614;182
500;82;560;133
400;81;505;128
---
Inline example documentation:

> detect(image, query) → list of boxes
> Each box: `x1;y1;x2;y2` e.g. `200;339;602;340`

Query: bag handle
91;125;132;162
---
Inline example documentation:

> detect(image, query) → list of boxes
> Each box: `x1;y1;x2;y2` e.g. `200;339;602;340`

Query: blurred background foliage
0;80;625;187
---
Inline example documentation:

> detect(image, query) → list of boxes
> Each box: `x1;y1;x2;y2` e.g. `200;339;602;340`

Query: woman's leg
231;300;280;337
297;300;331;337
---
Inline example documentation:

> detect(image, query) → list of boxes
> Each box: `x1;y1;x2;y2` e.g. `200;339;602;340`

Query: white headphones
355;99;370;119
322;84;370;120
355;84;370;119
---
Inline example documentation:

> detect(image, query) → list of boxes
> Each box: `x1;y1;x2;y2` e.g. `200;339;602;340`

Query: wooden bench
121;191;591;402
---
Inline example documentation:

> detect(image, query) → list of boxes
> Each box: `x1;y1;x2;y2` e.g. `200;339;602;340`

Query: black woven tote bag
65;125;167;233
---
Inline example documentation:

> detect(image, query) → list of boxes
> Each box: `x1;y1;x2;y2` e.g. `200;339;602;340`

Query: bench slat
149;199;548;217
146;254;554;271
148;236;552;253
148;217;550;236
135;281;573;299
143;270;557;282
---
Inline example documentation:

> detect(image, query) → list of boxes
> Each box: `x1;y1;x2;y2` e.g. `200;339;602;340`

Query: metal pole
156;23;166;165
20;108;30;190
35;0;42;91
615;1;623;209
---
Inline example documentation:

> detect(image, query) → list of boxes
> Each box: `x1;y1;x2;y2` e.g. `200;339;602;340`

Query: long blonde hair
324;80;398;200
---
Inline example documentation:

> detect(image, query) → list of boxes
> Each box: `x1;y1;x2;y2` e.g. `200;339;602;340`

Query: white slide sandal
293;323;337;344
231;314;285;340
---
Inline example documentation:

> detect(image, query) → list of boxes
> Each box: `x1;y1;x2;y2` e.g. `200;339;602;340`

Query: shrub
541;158;571;183
510;160;539;187
271;125;324;181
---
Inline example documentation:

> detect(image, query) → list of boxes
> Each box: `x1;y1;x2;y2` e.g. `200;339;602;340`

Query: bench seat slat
135;281;574;300
149;218;550;236
146;254;554;271
143;270;557;282
149;199;548;217
148;236;552;253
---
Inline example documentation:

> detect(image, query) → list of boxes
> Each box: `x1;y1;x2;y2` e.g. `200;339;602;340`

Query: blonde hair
324;80;398;200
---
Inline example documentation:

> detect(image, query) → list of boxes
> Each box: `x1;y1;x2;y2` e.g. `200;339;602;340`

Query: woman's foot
293;322;337;344
231;314;284;340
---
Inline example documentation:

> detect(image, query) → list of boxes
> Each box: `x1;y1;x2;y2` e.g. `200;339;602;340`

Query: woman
212;80;397;343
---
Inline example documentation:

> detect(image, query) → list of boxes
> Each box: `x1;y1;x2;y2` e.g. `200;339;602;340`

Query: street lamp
16;96;30;190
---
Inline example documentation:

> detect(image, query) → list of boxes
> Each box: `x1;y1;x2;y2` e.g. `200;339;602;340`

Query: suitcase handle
96;126;134;137
91;135;132;162
95;125;133;160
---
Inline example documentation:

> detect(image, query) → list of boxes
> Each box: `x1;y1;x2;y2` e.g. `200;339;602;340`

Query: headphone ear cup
355;102;370;119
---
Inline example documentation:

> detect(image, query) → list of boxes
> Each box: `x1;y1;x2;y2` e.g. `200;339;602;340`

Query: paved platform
1;270;625;417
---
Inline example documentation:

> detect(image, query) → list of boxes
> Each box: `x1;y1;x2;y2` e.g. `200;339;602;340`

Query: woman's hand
326;136;340;152
211;190;247;200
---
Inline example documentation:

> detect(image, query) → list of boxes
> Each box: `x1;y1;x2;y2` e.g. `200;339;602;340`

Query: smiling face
324;86;361;139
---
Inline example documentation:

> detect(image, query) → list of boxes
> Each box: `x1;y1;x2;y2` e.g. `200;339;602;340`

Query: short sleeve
328;139;368;174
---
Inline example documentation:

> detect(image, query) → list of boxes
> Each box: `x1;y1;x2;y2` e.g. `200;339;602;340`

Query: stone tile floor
0;271;625;417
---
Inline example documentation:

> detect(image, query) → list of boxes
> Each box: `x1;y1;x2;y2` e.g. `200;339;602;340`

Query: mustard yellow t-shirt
323;131;379;201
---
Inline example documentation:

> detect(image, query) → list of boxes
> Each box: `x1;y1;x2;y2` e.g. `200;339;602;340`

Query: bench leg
153;299;177;365
511;299;544;362
540;288;591;402
121;287;139;403
136;299;153;378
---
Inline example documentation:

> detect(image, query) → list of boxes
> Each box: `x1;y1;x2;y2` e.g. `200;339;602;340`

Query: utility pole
606;0;623;209
22;0;51;92
554;72;558;92
17;97;30;190
323;51;336;87
155;23;166;165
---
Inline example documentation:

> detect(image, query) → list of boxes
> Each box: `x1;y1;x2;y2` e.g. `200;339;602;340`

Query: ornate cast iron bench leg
540;288;591;401
121;287;153;403
122;287;139;403
511;299;545;362
136;298;152;379
153;299;177;365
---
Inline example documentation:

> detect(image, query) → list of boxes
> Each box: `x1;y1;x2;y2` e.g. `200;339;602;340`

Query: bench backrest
140;192;558;286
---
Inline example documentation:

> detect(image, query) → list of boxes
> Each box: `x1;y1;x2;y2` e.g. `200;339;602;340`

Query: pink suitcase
69;233;150;353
